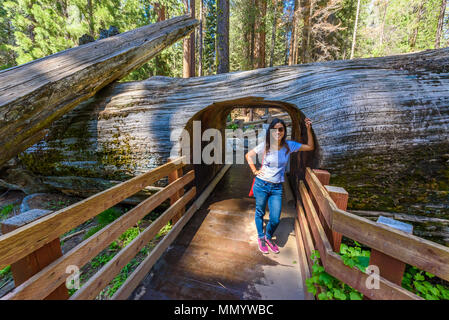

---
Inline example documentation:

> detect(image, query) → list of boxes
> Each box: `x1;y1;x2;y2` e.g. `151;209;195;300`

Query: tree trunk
87;0;94;37
350;0;361;59
183;0;195;77
435;0;447;49
254;0;267;69
216;0;229;73
269;0;278;67
379;0;389;48
154;3;166;76
0;15;199;168
199;0;204;76
410;1;424;49
288;0;298;65
300;0;311;63
250;0;256;68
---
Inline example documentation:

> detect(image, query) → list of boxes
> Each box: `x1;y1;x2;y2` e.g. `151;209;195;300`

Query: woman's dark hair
265;118;290;154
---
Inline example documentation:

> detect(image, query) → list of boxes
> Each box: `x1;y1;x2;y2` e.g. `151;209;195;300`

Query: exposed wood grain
325;185;348;252
0;157;185;269
0;15;199;167
305;168;335;227
294;218;315;300
2;168;193;300
112;164;231;300
296;198;316;272
71;187;196;300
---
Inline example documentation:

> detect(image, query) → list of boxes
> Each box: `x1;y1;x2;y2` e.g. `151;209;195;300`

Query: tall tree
269;0;278;67
254;0;267;68
183;0;195;77
289;0;300;65
204;0;217;74
435;0;447;49
409;1;425;49
198;0;204;75
216;0;229;73
300;0;311;63
350;0;362;59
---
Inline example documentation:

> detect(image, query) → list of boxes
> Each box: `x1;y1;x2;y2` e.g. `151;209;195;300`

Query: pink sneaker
258;238;269;254
265;236;280;253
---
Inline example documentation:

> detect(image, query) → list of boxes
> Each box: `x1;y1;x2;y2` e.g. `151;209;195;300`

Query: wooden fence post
168;159;185;225
1;209;69;300
369;217;413;286
325;186;348;253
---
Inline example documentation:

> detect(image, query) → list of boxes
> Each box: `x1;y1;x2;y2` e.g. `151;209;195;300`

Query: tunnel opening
175;97;320;200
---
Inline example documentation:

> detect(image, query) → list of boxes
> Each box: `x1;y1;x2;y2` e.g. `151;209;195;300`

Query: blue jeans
253;177;283;239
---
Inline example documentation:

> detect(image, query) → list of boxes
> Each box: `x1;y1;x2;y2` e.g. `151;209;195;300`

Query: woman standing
245;117;314;254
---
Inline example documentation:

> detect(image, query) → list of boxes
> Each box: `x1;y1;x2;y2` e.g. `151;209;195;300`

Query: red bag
249;152;265;197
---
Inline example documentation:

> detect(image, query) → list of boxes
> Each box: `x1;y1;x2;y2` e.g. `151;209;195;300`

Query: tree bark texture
183;1;195;77
198;0;204;76
2;48;449;237
0;15;199;169
300;0;311;63
269;0;278;67
254;0;267;69
435;0;447;49
216;0;230;73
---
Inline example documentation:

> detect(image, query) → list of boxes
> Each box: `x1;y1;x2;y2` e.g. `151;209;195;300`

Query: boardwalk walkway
129;164;306;300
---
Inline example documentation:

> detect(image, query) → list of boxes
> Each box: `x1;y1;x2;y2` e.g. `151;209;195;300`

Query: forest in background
0;0;448;79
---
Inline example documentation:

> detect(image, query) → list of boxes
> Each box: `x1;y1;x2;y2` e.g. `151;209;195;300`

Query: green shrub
306;241;449;300
0;204;14;219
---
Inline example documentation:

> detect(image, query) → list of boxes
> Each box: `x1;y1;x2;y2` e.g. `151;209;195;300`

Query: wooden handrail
2;168;194;300
305;167;449;282
71;187;196;300
299;181;422;300
0;156;186;269
112;164;232;299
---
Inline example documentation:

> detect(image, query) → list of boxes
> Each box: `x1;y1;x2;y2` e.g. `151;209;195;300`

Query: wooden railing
0;156;206;300
295;167;449;300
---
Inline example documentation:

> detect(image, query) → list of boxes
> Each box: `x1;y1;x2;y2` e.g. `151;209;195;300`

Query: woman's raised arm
299;118;315;152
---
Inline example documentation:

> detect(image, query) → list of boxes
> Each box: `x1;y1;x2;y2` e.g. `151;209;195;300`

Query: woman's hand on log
305;118;312;129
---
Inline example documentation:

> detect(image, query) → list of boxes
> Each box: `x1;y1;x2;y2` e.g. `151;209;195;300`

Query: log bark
0;15;199;168
216;0;230;73
2;48;449;242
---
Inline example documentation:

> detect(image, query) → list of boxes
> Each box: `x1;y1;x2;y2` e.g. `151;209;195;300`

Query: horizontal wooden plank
2;169;194;300
332;207;449;282
306;166;449;282
296;198;316;272
0;157;185;269
324;250;422;300
294;218;315;300
299;181;421;300
305;168;335;228
300;181;333;264
112;164;232;300
71;187;196;300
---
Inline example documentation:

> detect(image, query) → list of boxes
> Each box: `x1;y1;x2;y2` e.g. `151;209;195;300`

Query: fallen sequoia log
0;15;198;168
1;48;448;243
